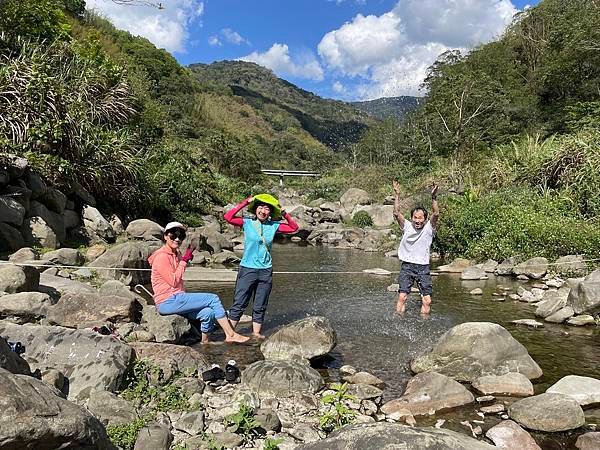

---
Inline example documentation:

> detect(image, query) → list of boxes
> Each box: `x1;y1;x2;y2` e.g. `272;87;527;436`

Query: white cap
163;221;186;233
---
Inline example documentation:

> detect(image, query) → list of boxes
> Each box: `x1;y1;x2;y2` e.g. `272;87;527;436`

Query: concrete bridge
260;169;320;185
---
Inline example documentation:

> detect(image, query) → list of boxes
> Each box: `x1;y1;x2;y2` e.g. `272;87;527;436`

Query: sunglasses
167;229;186;241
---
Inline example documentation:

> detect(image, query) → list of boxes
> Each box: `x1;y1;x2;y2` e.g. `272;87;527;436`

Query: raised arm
277;210;299;234
224;197;253;227
393;180;405;228
430;184;439;229
151;252;187;288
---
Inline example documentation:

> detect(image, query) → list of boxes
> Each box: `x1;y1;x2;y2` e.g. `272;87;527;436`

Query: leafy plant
106;415;151;450
225;403;261;440
352;211;374;228
263;437;284;450
319;382;357;432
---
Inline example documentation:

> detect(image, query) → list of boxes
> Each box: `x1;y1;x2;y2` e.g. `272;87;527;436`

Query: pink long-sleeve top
224;198;299;233
148;245;187;305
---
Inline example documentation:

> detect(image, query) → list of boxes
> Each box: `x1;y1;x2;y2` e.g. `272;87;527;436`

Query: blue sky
88;0;539;101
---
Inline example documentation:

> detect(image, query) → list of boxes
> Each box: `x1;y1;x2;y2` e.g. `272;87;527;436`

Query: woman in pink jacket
148;222;249;344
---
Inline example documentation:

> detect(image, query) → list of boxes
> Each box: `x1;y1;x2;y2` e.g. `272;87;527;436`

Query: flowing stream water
188;244;600;449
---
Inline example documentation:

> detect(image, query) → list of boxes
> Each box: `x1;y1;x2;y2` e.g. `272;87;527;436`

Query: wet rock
410;322;542;382
485;420;541;450
511;319;544;328
513;258;548;279
0;336;31;375
297;423;495;449
242;360;323;397
576;432;600;450
535;289;569;318
472;372;534;397
261;316;336;361
545;306;574;323
129;342;210;380
342;371;385;388
567;315;596;326
0;370;111;449
0;291;52;323
134;422;173;450
567;269;600;315
381;372;473;416
546;375;600;407
0;263;39;293
126;218;163;241
508;393;585;432
461;266;487;280
86;389;137;426
437;258;471;273
0;322;133;400
140;304;192;343
41;248;84;266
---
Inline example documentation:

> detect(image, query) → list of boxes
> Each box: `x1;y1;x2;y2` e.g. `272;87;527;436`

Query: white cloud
318;0;518;99
332;81;346;94
208;35;221;47
221;28;249;45
240;43;325;81
85;0;204;53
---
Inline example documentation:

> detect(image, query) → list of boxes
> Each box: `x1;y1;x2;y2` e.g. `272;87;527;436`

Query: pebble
476;395;496;403
480;404;505;414
508;294;521;300
517;275;529;280
511;319;544;328
531;283;548;290
470;288;483;295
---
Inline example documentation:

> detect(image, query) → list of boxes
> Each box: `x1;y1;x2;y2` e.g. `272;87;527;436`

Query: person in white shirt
393;181;439;315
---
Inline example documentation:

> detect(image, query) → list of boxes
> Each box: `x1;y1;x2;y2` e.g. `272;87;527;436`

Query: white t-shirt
398;220;434;265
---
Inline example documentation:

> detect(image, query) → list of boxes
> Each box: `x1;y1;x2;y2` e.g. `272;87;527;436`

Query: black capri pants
229;266;273;324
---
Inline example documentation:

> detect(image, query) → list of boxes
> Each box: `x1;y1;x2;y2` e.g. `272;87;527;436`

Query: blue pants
157;292;226;333
229;266;273;324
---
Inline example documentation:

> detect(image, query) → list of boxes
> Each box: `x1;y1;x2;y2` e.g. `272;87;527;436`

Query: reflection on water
187;243;600;406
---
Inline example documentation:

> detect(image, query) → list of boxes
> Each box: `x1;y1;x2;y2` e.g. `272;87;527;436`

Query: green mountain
351;96;422;121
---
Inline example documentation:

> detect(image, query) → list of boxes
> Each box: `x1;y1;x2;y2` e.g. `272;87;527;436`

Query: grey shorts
398;262;433;296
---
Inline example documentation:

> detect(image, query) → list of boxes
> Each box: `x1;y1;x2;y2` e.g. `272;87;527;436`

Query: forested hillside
351;96;422;121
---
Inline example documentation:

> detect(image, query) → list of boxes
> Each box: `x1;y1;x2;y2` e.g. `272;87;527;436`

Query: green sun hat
249;193;282;220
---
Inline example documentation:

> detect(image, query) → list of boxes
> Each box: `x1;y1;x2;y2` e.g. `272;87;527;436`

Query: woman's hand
182;246;195;263
245;196;254;205
392;180;401;195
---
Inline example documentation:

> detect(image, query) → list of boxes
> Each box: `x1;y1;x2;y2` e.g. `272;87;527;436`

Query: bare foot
420;305;431;316
252;333;266;340
225;333;250;343
396;302;406;314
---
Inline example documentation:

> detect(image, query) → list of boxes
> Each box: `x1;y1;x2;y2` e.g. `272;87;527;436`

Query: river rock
482;259;499;273
534;289;569;318
242;360;323;397
545;306;574;323
0;322;133;400
437;258;471;273
472;372;534;397
567;315;596;326
0;337;31;375
513;258;548;279
62;209;80;230
297;422;495;450
0;195;25;226
29;200;66;242
381;372;473;416
555;255;588;277
508;393;585;432
567;269;600;314
140;304;192;343
201;227;233;253
261;316;336;361
485;420;541;450
470;288;483;295
0;292;52;323
39;272;96;297
343;371;385;388
0;222;24;252
461;266;487;280
410;322;542;382
43;187;67;213
126;218;163;241
134;422;173;450
576;432;600;450
0;263;39;293
85;244;106;263
174;410;205;435
546;375;600;406
41;248;84;266
22;216;58;248
129;342;210;380
89;240;160;286
46;292;141;329
86;388;137;426
211;250;240;264
511;319;544;328
340;188;371;211
0;370;111;449
346;383;383;401
352;204;395;227
82;205;115;243
496;256;522;276
8;247;38;263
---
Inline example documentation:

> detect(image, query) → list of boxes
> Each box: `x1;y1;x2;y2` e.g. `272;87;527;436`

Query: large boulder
381;372;473;416
555;255;588;277
89;241;160;286
546;375;600;407
85;389;137;427
140;304;192;343
0;264;39;293
460;266;487;280
508;393;585;432
62;209;80;230
242;360;323;397
8;247;38;263
126;219;163;241
0;195;26;226
82;205;115;243
352;205;395;227
513;257;549;279
0;369;112;449
0;292;53;323
534;289;569;318
2;154;28;179
436;258;471;273
485;420;541;450
576;433;600;450
29;201;66;242
22;216;58;248
410;322;542;382
260;316;336;361
0;322;133;400
46;292;141;329
0;337;31;375
43;188;67;214
298;423;494;450
25;171;47;199
41;248;84;266
0;222;25;252
567;269;600;314
340;188;371;212
129;342;210;380
496;256;522;276
134;422;173;450
472;372;534;397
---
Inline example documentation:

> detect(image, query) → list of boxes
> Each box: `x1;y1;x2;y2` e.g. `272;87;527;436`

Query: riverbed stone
0;322;133;400
472;372;534;397
140;304;192;343
461;266;487;280
0;222;24;252
242;360;323;398
126;218;163;241
346;383;383;401
0;336;31;375
352;204;395;227
343;371;385;388
29;200;66;243
0;195;25;226
555;255;588;277
496;256;522;275
567;315;596;326
46;292;140;329
437;258;471;273
534;289;569;318
567;269;600;315
0;291;52;323
86;388;137;426
546;375;600;406
485;420;541;450
481;259;498;273
129;342;210;381
0;263;39;293
576;432;600;450
89;240;160;286
381;372;474;416
544;306;574;323
508;393;585;432
0;369;111;449
340;188;371;211
39;272;96;297
411;322;542;382
8;247;38;263
134;422;173;450
22;216;58;248
261;316;336;361
82;205;115;243
513;257;548;279
297;423;495;450
470;288;483;295
41;248;84;266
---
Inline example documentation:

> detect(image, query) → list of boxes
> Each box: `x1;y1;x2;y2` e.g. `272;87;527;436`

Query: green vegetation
225;403;261;441
106;416;152;450
319;382;357;432
352;210;373;228
263;437;284;450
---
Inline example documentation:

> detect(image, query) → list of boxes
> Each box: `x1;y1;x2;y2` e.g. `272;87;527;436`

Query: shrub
319;382;357;432
352;210;374;228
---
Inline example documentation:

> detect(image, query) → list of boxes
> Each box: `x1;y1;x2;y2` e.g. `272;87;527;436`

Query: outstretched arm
393;180;405;228
224;197;253;227
430;184;439;229
277;211;299;234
